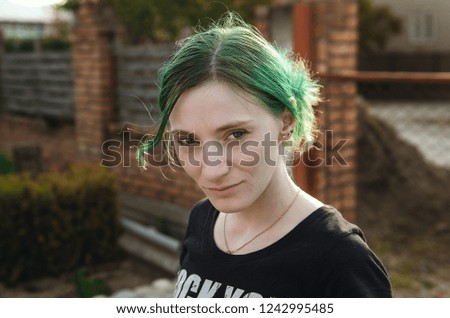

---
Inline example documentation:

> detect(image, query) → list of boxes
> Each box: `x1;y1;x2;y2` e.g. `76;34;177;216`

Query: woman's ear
280;110;296;138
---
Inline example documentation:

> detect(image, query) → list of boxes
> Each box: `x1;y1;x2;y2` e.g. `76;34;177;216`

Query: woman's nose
200;141;230;182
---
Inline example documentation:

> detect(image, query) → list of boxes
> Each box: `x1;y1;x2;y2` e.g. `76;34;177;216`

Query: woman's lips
206;182;243;196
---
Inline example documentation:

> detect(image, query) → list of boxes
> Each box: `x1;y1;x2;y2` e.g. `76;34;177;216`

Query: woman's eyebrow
170;120;254;135
169;129;192;135
215;120;254;133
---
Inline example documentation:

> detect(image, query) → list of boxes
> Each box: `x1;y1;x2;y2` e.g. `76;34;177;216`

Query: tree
358;0;402;52
58;0;269;43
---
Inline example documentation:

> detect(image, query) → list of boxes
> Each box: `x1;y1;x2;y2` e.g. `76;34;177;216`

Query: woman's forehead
169;82;274;132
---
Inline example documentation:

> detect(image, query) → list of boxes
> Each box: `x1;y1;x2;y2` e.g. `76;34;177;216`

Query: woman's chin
208;196;247;214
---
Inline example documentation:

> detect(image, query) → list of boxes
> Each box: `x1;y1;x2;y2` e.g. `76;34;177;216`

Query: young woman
138;14;392;298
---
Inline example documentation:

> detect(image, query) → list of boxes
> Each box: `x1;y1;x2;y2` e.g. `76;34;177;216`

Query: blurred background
0;0;448;298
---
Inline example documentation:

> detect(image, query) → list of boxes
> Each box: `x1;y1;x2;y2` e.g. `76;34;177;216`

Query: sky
0;0;69;22
6;0;63;6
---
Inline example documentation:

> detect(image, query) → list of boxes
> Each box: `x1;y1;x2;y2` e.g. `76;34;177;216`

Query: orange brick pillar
263;0;359;221
308;0;359;221
72;0;116;162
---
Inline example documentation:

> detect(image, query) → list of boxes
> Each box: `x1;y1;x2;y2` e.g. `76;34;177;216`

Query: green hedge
0;165;120;285
0;152;15;175
5;38;71;53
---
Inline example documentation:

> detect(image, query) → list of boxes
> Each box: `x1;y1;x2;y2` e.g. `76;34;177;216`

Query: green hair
137;12;320;168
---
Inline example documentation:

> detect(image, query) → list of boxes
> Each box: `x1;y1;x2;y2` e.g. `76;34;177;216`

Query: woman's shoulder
190;197;215;216
309;206;392;297
305;205;365;242
186;197;217;228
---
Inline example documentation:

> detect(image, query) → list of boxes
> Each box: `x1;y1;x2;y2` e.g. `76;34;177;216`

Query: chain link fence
360;88;450;169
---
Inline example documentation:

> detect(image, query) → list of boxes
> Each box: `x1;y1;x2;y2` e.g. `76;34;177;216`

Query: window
408;12;435;45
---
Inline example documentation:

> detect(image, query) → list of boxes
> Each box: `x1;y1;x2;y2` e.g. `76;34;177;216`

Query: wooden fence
0;44;176;125
0;52;75;119
115;44;175;126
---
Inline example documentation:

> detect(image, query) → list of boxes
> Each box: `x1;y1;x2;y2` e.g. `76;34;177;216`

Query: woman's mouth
206;182;243;196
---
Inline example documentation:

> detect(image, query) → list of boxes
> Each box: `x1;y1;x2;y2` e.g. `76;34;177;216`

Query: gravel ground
0;257;170;298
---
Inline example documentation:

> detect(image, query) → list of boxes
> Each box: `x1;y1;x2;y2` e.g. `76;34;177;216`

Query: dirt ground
1;107;448;298
0;257;170;297
357;106;450;297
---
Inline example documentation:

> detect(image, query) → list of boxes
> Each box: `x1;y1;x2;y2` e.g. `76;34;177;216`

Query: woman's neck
229;163;300;229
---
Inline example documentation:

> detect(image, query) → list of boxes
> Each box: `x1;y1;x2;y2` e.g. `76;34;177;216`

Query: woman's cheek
238;141;261;167
177;148;202;176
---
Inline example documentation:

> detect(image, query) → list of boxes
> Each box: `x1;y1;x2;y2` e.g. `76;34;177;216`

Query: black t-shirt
174;198;392;298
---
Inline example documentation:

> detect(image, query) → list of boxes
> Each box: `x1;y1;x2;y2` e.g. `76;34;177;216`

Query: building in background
0;0;73;39
372;0;450;53
361;0;450;72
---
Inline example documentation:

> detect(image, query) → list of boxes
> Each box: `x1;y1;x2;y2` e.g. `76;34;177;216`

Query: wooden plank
4;103;38;114
116;77;158;86
38;87;75;95
2;92;37;100
117;88;158;100
117;63;161;71
119;102;159;115
3;52;72;60
115;44;174;58
319;71;450;83
38;107;74;118
2;94;74;116
38;96;75;105
119;113;159;126
117;68;161;76
2;86;74;96
119;192;190;240
118;232;179;275
119;110;159;121
1;64;72;72
1;74;73;83
0;51;74;120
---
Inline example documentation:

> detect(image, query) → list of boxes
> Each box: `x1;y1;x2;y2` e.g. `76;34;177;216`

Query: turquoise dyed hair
137;13;320;168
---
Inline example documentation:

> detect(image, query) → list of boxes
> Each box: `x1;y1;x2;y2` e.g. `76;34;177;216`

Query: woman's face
169;81;288;213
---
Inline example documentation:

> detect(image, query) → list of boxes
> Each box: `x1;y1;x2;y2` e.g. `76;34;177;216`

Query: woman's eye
177;136;198;146
229;130;247;140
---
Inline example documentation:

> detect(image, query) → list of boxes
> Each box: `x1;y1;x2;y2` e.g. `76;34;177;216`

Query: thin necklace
223;189;300;254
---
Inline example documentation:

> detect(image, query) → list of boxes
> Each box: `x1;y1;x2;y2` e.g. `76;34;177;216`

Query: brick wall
118;163;204;209
0;114;76;172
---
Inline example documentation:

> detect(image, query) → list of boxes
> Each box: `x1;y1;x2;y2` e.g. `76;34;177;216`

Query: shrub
5;38;71;53
5;39;34;53
0;165;121;285
74;270;111;298
0;152;15;175
41;38;71;51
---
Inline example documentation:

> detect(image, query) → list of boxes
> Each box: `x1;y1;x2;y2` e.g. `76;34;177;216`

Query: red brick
329;30;358;43
329;43;357;57
345;1;359;17
316;40;328;61
329;56;357;70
